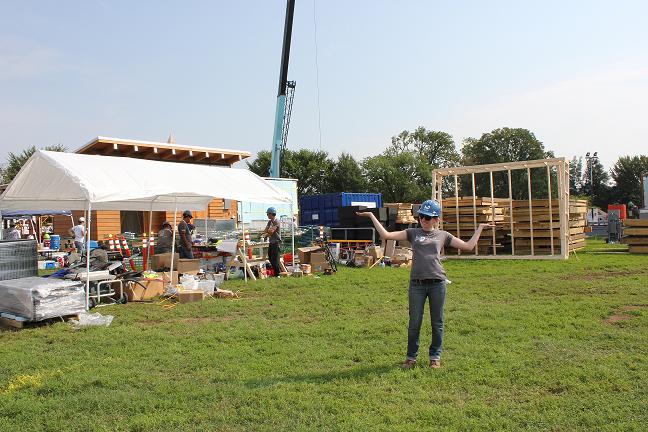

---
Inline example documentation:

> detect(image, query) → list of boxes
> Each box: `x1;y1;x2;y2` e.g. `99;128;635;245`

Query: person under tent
68;217;86;253
7;223;21;240
263;207;282;277
156;221;173;254
178;211;194;259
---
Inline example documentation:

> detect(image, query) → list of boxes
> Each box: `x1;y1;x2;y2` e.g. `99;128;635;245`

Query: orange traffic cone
142;233;148;271
108;234;115;251
149;231;155;255
121;235;136;271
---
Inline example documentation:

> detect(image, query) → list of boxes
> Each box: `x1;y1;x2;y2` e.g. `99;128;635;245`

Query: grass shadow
245;363;396;389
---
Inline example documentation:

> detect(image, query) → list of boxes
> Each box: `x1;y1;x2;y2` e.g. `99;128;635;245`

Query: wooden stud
546;164;554;255
489;171;496;255
472;173;478;256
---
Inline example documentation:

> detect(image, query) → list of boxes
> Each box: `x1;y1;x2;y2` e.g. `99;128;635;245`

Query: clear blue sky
2;0;647;171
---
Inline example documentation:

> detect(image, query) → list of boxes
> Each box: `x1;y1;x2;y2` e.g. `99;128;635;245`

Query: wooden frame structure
432;158;570;260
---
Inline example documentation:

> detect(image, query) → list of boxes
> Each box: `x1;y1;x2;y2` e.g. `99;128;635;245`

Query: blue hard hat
266;207;277;215
418;199;442;217
182;210;193;218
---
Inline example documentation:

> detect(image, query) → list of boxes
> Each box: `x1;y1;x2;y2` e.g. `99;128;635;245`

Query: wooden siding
165;198;237;224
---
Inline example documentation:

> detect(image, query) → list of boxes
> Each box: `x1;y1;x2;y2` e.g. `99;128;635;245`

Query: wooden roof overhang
75;137;251;167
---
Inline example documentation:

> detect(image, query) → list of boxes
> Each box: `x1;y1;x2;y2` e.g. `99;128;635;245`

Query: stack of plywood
511;199;588;255
384;203;417;224
621;219;648;254
441;197;510;255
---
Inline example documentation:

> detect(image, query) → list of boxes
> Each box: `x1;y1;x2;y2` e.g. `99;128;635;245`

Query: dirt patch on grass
605;305;647;325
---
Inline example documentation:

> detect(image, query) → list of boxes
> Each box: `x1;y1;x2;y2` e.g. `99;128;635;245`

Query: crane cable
313;0;323;151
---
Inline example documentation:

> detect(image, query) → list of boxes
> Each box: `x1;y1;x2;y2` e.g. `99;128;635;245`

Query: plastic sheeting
0;276;85;321
0;240;38;281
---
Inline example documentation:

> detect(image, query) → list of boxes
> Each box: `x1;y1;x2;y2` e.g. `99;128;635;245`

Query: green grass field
2;239;647;431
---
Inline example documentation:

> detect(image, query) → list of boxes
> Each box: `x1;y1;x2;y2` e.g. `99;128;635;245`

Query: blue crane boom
269;0;296;178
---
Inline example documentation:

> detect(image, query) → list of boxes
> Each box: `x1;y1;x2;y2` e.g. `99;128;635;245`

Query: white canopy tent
0;150;295;307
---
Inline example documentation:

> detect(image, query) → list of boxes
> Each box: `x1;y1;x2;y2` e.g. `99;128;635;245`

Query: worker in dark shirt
156;221;173;254
263;207;281;277
178;211;194;259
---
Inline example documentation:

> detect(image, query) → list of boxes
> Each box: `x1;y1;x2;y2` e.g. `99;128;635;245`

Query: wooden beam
433;157;566;176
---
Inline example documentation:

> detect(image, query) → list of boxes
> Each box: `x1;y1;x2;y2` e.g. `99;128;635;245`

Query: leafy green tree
329;153;366;193
389;127;460;168
569;156;585;195
282;149;335;196
246;149;335;196
583;157;612;208
362;151;432;203
1;144;67;184
246;150;271;177
609;155;648;205
460;128;555;199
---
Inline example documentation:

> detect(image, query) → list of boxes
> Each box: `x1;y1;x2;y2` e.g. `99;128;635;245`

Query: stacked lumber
384;203;416;224
441;197;509;255
511;199;588;255
621;219;648;254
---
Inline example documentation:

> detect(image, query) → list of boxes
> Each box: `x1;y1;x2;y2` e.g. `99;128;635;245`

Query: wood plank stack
621;219;648;254
511;199;588;255
384;203;417;224
441;197;509;255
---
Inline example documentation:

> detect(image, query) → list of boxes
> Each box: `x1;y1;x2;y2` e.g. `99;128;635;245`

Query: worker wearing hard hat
178;211;194;259
68;217;86;253
263;207;282;277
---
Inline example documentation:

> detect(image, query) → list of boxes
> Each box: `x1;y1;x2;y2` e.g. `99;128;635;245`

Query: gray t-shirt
265;217;281;244
406;228;455;281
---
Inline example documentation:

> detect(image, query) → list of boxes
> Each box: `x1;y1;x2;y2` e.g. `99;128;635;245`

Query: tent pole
205;204;209;244
169;197;178;288
240;201;247;282
147;201;153;271
290;201;295;271
85;201;92;311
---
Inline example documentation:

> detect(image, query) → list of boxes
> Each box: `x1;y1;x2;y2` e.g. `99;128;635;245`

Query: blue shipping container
298;193;381;226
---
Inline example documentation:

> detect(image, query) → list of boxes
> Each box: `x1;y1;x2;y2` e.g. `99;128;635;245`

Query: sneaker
399;359;417;369
429;359;441;369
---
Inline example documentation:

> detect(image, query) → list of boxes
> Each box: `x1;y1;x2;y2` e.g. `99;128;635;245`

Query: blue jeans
74;241;84;254
407;279;446;361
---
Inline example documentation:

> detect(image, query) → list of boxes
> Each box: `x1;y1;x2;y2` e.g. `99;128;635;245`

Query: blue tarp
1;210;72;219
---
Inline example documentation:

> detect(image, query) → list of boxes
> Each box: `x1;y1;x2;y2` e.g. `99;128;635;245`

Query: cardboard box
354;253;374;268
311;262;332;272
151;252;179;270
309;252;328;265
297;246;322;264
366;245;383;260
124;278;165;301
177;290;204;303
177;258;200;275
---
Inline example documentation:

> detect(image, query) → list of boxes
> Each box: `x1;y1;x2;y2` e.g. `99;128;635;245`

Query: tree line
1;131;646;210
247;127;648;209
